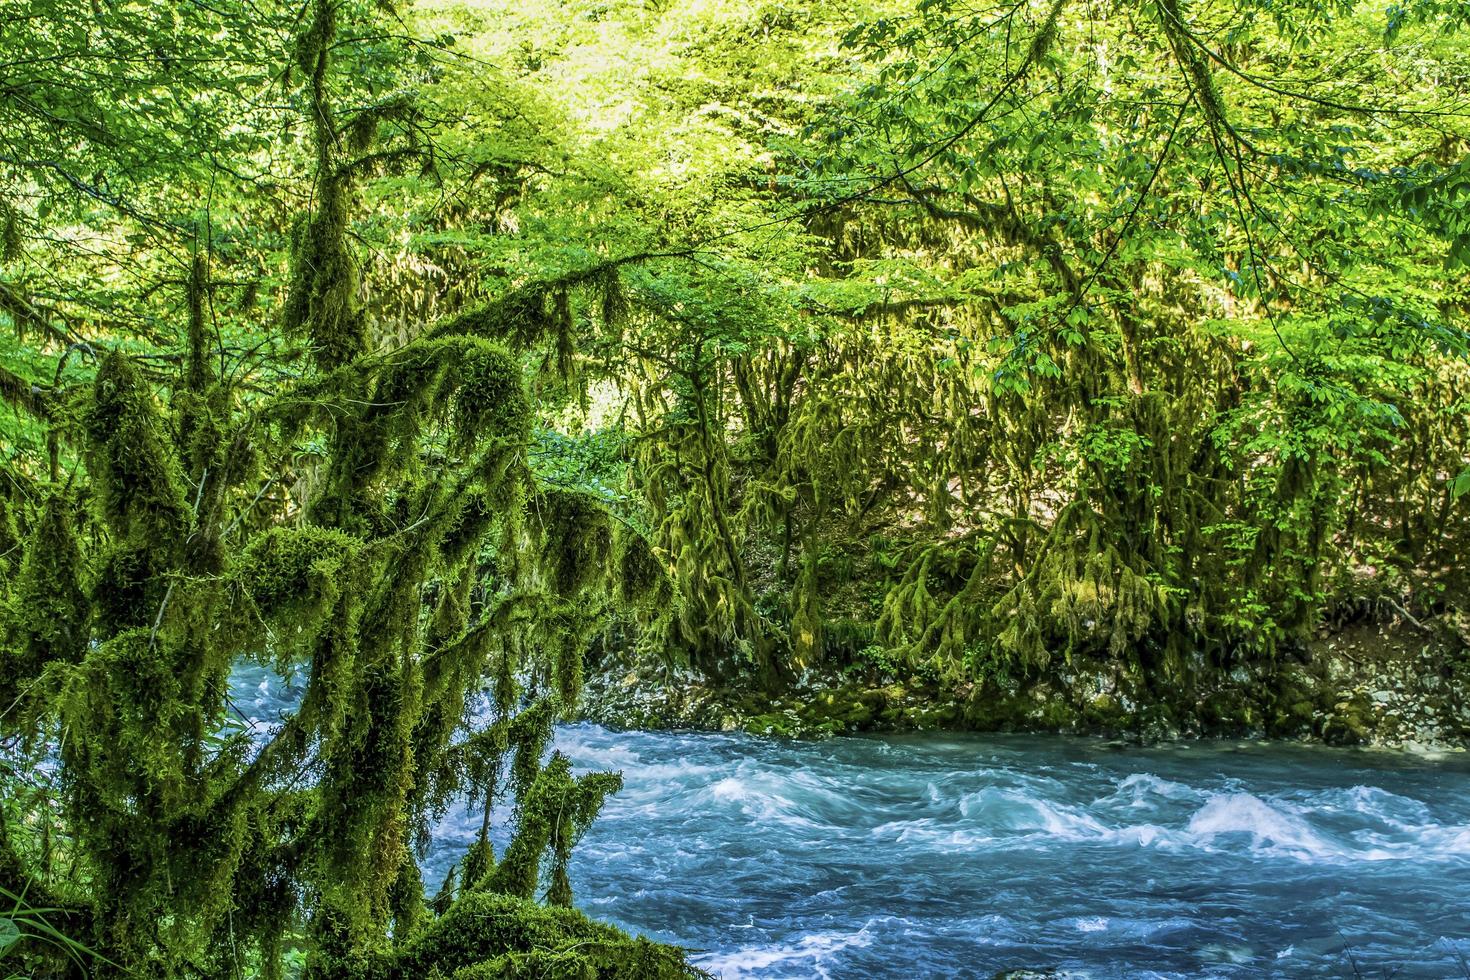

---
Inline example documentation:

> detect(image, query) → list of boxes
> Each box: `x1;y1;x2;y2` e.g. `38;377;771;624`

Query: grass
0;883;109;977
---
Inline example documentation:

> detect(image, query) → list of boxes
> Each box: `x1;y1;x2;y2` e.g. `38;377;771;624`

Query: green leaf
1452;467;1470;499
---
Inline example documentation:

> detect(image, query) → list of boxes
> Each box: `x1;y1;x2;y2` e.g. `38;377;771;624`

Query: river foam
545;725;1470;978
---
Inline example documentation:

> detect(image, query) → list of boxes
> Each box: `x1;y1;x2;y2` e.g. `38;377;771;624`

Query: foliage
0;0;1468;971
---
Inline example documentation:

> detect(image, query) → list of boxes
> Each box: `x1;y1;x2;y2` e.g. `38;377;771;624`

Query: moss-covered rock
581;615;1470;751
1320;689;1375;746
385;893;698;980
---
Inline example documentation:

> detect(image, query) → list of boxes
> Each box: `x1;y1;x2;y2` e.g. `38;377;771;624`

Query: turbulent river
235;665;1470;978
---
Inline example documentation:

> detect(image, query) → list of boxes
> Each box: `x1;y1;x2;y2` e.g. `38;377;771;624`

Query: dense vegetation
1;0;1467;973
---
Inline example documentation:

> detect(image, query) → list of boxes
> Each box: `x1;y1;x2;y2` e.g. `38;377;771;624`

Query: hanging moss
85;352;190;546
505;697;556;805
459;839;494;892
388;846;427;946
599;270;628;339
0;197;19;263
0;491;21;585
284;0;366;372
543;490;615;595
788;545;823;669
436;288;551;350
3;494;90;704
450;339;532;451
481;752;622;905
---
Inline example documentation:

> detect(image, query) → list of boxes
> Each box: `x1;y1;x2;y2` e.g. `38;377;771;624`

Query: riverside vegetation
1;0;1468;974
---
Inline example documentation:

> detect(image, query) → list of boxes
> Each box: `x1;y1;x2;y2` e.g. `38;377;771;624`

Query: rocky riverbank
579;615;1470;750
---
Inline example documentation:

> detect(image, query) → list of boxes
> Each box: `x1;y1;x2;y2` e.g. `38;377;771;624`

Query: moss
388;847;427;945
743;711;799;737
450;340;531;451
0;491;21;584
1267;697;1317;737
1321;690;1376;746
531;488;615;597
236;525;366;687
439;289;553;351
903;704;960;729
383;893;698;980
1034;699;1078;731
85;352;190;546
1259;670;1319;737
483;751;621;905
807;690;874;730
284;0;364;372
823;618;875;660
788;547;823;669
5;495;90;693
1197;690;1252;734
55;627;189;805
1135;704;1180;741
239;524;362;617
613;524;662;607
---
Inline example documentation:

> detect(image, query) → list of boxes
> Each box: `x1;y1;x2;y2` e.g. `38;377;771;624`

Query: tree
0;0;696;974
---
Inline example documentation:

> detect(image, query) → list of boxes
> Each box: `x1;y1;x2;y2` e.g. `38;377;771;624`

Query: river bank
579;614;1470;750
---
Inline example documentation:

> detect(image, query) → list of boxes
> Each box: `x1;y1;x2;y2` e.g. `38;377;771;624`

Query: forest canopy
1;0;1468;974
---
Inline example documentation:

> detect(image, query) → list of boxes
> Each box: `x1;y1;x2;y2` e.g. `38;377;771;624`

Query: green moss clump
484;751;621;905
613;524;662;607
1321;690;1375;746
0;492;21;584
383;893;699;980
451;340;531;450
238;524;363;623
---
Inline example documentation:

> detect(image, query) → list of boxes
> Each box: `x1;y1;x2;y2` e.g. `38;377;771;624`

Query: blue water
235;666;1470;978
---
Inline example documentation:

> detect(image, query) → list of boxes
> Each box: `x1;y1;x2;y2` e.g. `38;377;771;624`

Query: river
236;666;1470;978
